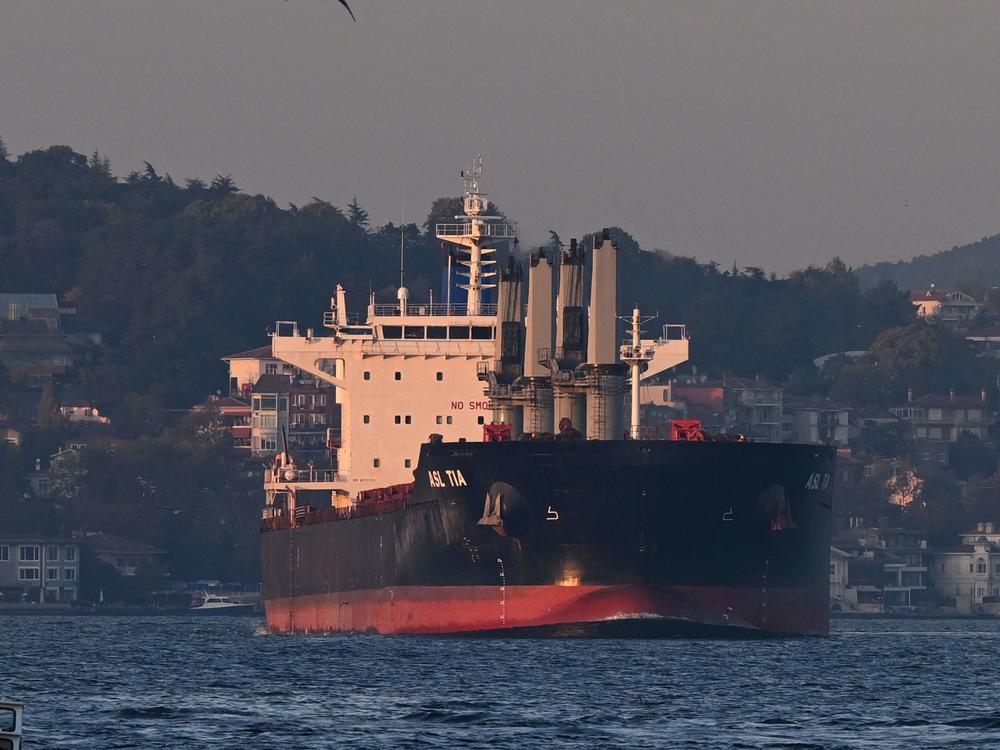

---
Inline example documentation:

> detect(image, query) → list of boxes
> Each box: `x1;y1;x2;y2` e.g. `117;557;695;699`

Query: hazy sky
3;1;1000;271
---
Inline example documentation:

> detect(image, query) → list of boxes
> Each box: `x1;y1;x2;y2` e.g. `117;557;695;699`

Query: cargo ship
259;157;835;636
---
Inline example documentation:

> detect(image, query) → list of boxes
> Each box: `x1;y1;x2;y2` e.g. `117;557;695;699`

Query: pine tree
347;196;369;230
210;174;238;194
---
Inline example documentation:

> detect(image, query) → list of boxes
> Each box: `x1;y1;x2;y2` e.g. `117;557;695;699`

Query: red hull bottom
265;585;828;637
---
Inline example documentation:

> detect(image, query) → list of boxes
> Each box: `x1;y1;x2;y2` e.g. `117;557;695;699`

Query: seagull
285;0;357;22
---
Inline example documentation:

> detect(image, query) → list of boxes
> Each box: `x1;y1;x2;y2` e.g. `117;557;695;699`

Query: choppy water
3;616;1000;749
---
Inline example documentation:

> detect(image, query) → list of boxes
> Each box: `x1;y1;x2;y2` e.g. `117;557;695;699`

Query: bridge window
449;326;470;340
382;326;402;339
471;326;493;340
404;326;425;339
427;326;447;340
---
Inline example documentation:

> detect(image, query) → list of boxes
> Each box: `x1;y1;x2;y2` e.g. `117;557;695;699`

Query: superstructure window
449;326;470;340
436;372;444;381
373;458;381;468
471;326;493;340
404;459;412;468
394;416;401;424
427;326;447;340
477;416;486;425
436;416;443;425
446;416;453;425
364;371;371;381
405;416;412;425
382;326;403;339
363;415;371;424
404;326;425;339
395;372;402;381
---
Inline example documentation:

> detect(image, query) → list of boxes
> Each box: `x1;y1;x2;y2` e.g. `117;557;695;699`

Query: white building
934;522;1000;613
0;537;80;603
782;396;851;446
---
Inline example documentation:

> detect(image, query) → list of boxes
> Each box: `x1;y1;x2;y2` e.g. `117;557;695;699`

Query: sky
2;0;1000;272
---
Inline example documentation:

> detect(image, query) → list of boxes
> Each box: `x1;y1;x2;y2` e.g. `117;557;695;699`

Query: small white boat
190;592;255;615
0;699;24;750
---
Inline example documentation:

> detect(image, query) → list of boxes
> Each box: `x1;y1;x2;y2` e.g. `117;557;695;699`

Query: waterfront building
78;532;164;577
910;287;980;326
0;536;80;603
933;522;1000;613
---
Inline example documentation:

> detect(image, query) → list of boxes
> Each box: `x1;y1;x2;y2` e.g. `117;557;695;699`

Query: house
911;287;980;326
933;522;1000;613
782;396;851;445
251;374;291;457
890;389;993;443
0;293;82;383
78;532;165;577
965;327;1000;358
0;425;21;447
58;401;110;425
723;376;783;442
832;524;929;611
221;344;293;400
834;448;866;485
197;395;252;455
0;536;80;603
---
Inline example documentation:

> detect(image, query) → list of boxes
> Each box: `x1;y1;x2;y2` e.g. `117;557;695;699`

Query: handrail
436;222;517;239
371;303;498;317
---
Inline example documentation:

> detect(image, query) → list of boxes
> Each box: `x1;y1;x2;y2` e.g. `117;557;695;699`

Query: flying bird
285;0;357;22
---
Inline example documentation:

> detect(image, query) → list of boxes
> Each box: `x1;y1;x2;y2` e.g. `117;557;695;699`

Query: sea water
2;615;999;749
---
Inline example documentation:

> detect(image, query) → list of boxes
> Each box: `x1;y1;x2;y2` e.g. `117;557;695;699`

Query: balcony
436;222;517;240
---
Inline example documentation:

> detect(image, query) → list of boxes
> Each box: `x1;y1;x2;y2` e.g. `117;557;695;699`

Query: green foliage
346;196;369;230
854;421;909;459
857;232;1000;290
830;322;988;407
949;432;997;481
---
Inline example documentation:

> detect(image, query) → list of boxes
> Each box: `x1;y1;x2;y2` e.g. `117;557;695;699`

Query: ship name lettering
805;473;830;491
428;469;468;487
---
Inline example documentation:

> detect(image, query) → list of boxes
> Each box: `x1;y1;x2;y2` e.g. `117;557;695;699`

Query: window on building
446;416;453;425
928;408;942;422
921;452;931;462
829;564;836;577
394;372;402;381
937;453;947;464
363;415;370;424
64;568;76;581
436;372;444;381
373;458;381;468
404;459;412;468
259;437;276;451
970;563;974;573
19;545;39;562
940;563;945;573
364;371;371;381
265;363;279;374
0;545;8;561
318;394;327;406
46;545;58;561
978;560;987;574
47;567;59;580
64;546;75;562
18;568;39;580
405;416;412;425
394;416;401;425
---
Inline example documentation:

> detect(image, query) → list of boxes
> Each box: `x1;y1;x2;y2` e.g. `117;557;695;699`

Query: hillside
855;233;1000;291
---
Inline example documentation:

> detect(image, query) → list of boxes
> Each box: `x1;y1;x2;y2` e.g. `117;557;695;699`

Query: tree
949;432;997;481
210;174;238;194
346;196;369;230
37;383;62;434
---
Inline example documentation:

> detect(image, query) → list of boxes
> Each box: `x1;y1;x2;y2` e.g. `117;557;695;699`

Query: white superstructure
262;159;691;504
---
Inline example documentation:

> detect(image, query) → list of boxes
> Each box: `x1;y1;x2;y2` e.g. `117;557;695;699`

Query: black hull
261;440;835;635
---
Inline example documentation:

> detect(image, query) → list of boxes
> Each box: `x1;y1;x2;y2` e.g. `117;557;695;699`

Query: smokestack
523;250;553;380
520;250;555;434
555;238;586;367
587;228;617;366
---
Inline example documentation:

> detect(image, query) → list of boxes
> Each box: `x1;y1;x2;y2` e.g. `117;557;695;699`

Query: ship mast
435;156;516;315
619;306;657;439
